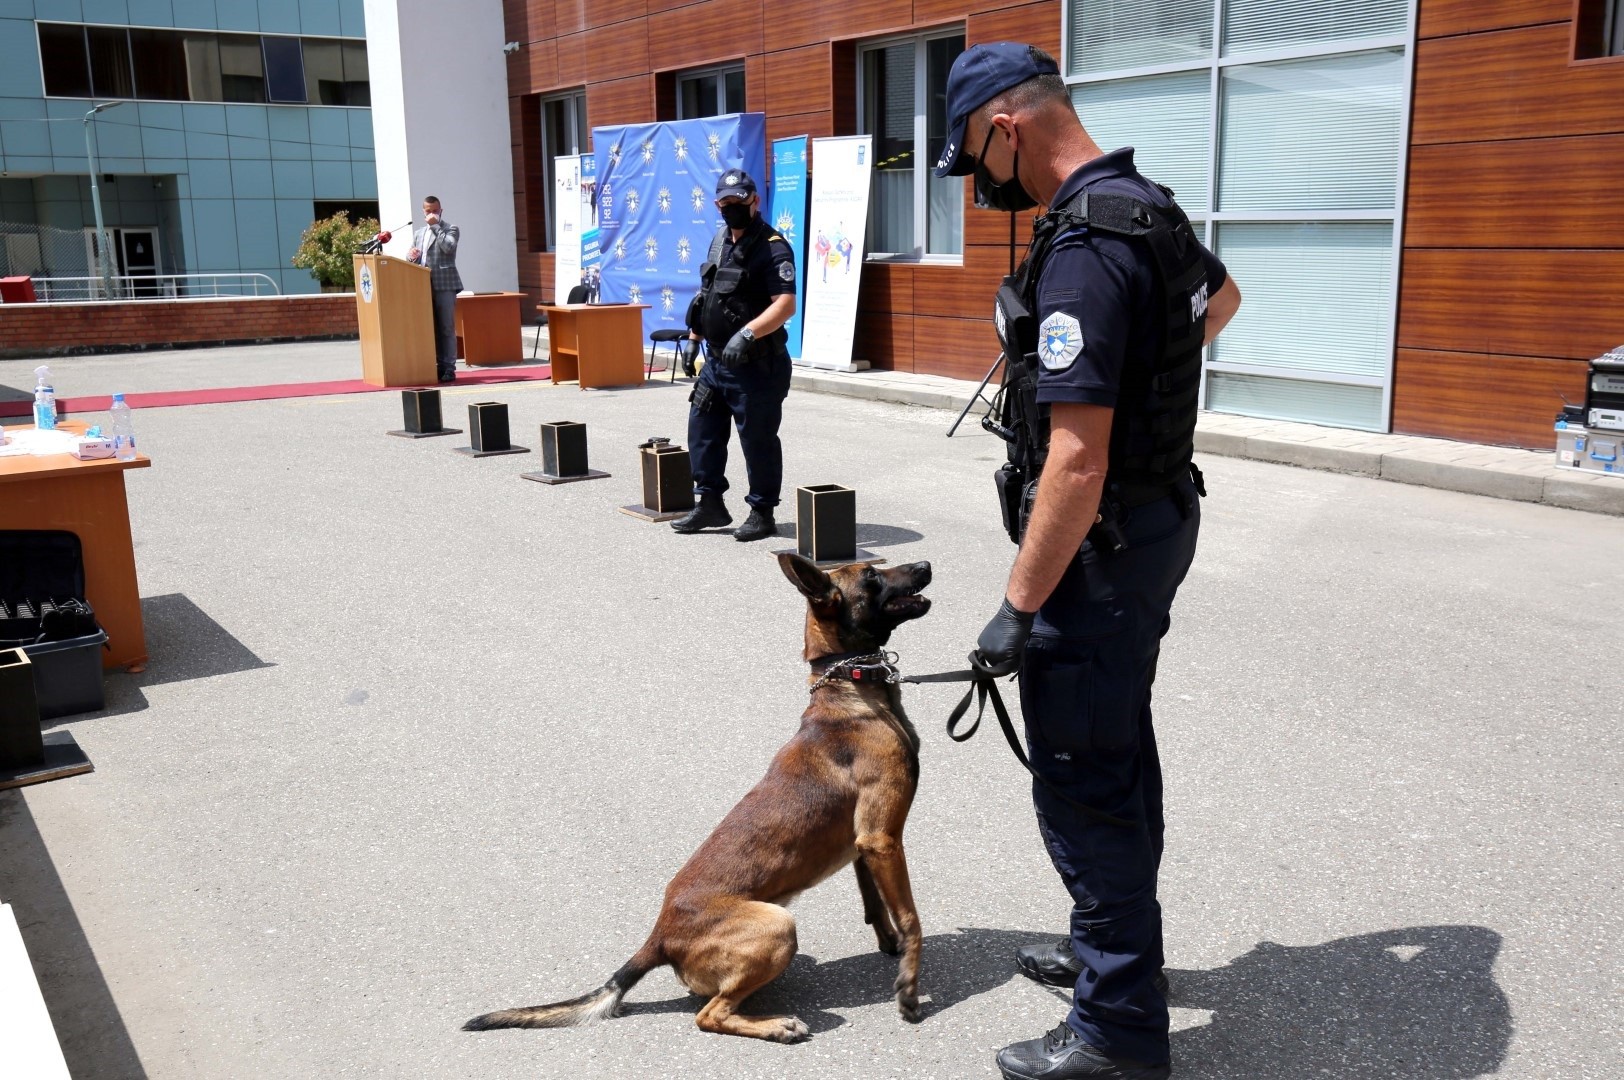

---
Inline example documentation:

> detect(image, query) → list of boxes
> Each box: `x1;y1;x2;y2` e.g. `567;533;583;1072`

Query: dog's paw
874;930;901;956
771;1017;811;1043
896;991;922;1024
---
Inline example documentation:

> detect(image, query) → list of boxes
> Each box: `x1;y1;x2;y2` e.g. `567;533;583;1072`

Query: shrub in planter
291;211;380;291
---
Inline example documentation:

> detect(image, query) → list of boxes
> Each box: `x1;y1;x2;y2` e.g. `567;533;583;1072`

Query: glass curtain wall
1066;0;1415;431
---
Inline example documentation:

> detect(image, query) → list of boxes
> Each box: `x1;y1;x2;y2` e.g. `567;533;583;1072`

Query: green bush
291;211;380;289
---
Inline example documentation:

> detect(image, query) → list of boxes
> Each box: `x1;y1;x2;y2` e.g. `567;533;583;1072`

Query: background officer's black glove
722;326;756;367
973;598;1035;677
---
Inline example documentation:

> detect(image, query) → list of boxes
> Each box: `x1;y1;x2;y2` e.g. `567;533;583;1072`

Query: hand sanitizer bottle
33;365;56;430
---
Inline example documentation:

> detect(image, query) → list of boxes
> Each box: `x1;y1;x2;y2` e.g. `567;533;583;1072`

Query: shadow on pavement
0;793;149;1078
626;923;1511;1076
855;523;925;548
1168;925;1511;1079
50;593;273;725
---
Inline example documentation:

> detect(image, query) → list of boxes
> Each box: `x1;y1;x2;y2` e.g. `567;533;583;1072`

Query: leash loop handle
904;666;1136;830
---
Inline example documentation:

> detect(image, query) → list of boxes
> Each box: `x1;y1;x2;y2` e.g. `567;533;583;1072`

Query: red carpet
0;365;554;419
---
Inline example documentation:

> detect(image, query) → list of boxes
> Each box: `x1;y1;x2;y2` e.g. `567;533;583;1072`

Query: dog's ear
779;552;833;603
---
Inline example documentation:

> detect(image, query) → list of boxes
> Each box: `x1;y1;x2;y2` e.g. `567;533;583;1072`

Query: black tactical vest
989;186;1208;539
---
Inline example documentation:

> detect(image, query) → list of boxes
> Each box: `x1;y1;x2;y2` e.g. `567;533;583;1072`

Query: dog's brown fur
463;554;933;1042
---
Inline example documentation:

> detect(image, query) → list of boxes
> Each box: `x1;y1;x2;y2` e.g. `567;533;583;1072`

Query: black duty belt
902;666;1136;829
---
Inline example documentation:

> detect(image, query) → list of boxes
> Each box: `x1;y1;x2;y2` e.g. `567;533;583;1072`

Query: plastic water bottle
33;365;56;430
110;394;136;460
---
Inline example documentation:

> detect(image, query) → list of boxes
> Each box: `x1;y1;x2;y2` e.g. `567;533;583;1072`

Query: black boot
670;494;731;533
996;1023;1169;1080
732;507;776;542
1016;940;1169;999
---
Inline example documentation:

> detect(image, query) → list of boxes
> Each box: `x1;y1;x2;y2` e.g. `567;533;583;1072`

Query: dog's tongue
883;594;930;615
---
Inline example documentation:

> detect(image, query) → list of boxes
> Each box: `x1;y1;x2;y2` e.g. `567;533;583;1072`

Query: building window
1065;0;1412;433
676;64;745;119
262;36;307;103
87;25;135;99
1577;0;1624;58
858;30;964;261
540;89;589;250
38;23;91;98
130;28;189;101
36;23;369;106
218;33;267;103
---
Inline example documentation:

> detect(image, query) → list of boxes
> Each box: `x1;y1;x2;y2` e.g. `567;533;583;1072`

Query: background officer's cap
715;170;758;200
934;42;1060;178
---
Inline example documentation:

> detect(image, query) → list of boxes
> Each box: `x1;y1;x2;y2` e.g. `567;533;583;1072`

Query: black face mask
720;201;754;229
971;123;1037;213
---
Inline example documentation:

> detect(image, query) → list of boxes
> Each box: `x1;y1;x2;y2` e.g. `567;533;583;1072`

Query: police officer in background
671;169;798;542
936;44;1242;1080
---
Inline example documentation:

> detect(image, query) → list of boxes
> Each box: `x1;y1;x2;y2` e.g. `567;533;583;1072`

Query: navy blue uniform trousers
687;350;792;510
1019;482;1200;1065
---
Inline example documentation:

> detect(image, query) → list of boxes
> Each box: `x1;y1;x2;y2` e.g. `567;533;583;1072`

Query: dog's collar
808;650;900;692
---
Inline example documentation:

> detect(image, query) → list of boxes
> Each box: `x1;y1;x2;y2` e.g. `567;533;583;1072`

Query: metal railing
27;273;283;302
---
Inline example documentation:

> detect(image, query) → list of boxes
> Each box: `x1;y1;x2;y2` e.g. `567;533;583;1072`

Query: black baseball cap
716;169;757;200
934;42;1060;178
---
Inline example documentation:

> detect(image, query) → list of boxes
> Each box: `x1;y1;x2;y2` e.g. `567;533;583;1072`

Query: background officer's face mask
972;122;1038;213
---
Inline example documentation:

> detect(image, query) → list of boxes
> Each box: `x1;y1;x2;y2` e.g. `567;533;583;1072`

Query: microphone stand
947;210;1020;438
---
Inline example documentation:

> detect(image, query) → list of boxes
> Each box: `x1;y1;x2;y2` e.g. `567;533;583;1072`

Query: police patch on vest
1038;311;1084;371
779;262;795;282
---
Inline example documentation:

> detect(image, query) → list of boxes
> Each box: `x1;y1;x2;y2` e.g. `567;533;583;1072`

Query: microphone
360;221;413;254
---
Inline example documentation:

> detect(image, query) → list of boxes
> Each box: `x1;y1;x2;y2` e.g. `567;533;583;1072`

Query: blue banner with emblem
593;114;767;342
766;136;809;360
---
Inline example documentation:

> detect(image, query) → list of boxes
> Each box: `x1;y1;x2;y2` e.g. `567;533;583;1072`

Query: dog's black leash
902;666;1136;829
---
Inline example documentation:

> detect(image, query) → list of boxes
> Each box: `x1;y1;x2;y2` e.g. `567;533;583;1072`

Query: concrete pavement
0;341;1620;1078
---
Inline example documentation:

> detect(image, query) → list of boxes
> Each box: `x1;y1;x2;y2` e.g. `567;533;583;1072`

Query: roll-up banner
766;136;809;360
552;154;581;301
799;135;872;372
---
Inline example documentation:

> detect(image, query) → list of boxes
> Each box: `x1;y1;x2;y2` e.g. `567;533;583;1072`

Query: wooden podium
354;254;436;387
538;303;650;389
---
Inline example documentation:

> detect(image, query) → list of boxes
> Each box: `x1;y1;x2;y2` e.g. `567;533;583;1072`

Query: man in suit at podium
408;195;462;383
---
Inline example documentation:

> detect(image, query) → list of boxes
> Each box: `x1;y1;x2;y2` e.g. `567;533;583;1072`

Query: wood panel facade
503;0;1057;376
1400;0;1624;447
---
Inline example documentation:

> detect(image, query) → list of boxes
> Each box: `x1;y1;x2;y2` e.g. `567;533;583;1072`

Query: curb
786;368;1624;518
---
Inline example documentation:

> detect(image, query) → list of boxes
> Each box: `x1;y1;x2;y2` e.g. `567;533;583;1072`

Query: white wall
363;0;517;292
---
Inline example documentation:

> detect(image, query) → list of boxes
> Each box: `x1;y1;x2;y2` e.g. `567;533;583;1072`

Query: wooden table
537;303;650;389
455;292;525;366
0;422;151;671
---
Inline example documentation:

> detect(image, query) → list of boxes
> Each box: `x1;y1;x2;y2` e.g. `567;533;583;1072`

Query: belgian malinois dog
464;553;933;1043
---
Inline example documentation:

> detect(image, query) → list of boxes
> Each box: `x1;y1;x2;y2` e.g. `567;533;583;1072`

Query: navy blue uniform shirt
1033;148;1227;409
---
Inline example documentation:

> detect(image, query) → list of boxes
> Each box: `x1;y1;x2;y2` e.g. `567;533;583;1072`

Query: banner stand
796;135;873;373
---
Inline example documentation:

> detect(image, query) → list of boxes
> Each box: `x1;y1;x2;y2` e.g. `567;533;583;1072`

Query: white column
363;0;517;292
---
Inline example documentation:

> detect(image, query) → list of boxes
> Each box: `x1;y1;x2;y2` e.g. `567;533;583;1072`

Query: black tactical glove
722;326;756;368
972;598;1035;677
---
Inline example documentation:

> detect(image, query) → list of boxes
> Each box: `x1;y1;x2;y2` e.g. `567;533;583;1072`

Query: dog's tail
462;940;663;1032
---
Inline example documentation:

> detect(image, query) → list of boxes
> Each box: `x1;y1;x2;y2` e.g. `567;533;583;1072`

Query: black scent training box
0;648;43;769
797;485;857;564
403;388;443;433
542;421;589;477
468;401;512;452
640;444;694;514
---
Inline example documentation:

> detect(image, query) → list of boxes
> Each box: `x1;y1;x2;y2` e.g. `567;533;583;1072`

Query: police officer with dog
671;169;798;543
937;44;1242;1080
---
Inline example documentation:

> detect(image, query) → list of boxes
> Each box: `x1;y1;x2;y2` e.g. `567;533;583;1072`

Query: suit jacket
413;221;464;292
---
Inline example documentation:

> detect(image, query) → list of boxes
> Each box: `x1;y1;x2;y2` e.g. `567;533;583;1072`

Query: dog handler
671;169;798;543
939;44;1241;1080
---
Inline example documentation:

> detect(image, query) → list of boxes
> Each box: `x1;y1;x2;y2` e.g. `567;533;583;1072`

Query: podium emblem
359;265;374;304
